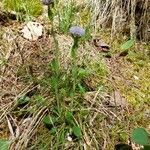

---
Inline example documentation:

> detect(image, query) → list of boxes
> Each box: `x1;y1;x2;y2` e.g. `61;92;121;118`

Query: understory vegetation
0;0;149;150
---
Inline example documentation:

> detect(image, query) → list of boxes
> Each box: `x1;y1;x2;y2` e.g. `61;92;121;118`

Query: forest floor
0;5;150;150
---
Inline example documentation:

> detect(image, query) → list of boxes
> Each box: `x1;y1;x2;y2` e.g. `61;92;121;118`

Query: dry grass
88;0;149;41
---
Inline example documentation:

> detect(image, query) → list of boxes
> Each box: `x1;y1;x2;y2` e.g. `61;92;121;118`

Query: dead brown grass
88;0;149;41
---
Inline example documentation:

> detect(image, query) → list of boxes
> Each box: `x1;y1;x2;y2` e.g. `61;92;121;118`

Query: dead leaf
21;21;43;41
111;90;127;108
93;38;110;52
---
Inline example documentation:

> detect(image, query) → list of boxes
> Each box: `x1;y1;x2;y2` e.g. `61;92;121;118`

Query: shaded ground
0;14;150;150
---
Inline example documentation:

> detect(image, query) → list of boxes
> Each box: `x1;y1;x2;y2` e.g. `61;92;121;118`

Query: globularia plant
69;26;85;94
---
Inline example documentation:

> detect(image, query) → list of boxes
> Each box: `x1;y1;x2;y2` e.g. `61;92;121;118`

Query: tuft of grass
3;0;43;19
58;1;76;33
88;0;149;42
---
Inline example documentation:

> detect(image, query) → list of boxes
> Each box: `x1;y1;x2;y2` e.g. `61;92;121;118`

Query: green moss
113;44;150;107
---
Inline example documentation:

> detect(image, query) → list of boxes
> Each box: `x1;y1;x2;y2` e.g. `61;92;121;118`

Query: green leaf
50;127;57;135
72;126;82;138
43;115;58;126
17;96;30;106
121;39;135;50
65;111;74;125
78;83;86;94
78;68;89;78
50;76;58;90
34;95;45;106
131;128;150;145
51;59;59;75
58;128;65;144
0;139;10;150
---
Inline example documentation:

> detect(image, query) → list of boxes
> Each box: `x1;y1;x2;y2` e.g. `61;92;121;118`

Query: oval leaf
43;115;57;126
0;139;10;150
72;126;82;138
65;111;74;125
121;39;135;50
131;128;150;145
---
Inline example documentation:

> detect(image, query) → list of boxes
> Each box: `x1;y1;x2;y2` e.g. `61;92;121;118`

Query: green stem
52;28;60;109
48;5;60;108
48;5;53;21
71;37;79;95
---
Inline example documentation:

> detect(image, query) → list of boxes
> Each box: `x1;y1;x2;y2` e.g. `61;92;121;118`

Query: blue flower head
42;0;54;5
69;26;85;37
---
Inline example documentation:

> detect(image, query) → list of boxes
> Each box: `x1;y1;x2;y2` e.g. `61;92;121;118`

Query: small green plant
131;127;150;150
65;111;82;139
43;110;82;141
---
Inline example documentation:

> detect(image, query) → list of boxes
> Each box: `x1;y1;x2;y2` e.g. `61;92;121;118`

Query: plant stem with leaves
71;36;79;94
46;2;60;108
69;26;85;97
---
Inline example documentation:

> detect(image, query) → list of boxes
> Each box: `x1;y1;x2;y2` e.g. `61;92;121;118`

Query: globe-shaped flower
69;26;85;37
42;0;54;5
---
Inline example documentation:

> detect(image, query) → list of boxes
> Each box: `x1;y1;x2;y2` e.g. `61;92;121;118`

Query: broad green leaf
65;111;74;125
43;115;52;125
17;96;30;106
43;115;58;126
50;127;57;135
72;126;82;138
78;83;86;94
131;128;150;145
121;39;135;50
0;139;10;150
